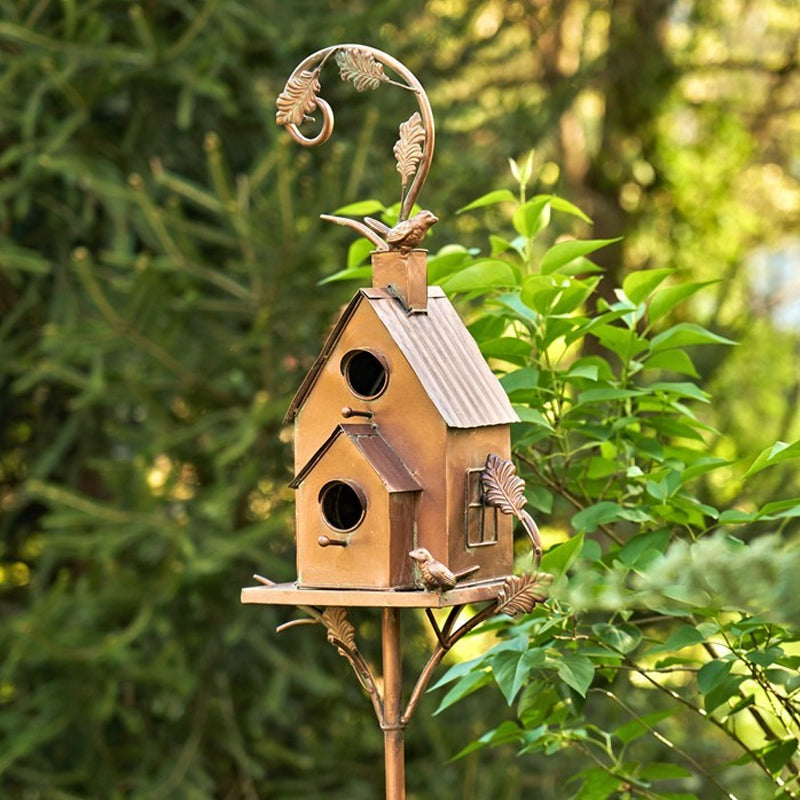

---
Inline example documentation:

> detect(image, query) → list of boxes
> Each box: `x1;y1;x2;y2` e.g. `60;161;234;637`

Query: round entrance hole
319;480;366;532
341;349;388;399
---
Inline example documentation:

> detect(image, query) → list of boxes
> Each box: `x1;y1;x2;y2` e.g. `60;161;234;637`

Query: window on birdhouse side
464;468;498;547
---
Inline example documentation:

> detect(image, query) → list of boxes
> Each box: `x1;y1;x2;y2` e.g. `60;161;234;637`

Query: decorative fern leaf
275;69;321;126
495;572;552;616
335;48;388;92
393;112;425;188
322;607;355;654
481;453;527;517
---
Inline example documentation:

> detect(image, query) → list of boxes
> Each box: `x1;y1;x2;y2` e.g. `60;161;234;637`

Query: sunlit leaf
649;280;719;322
457;189;517;213
441;258;518;292
650;323;737;352
622;268;673;303
744;440;800;478
541;531;584;575
332;199;386;215
512;197;550;238
541;238;620;275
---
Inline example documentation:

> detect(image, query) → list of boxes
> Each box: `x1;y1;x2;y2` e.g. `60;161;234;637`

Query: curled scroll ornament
275;44;435;224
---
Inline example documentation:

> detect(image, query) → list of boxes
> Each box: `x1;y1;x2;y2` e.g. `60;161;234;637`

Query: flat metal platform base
240;578;509;608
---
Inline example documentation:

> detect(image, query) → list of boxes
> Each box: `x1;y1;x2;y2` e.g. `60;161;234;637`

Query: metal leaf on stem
275;44;435;222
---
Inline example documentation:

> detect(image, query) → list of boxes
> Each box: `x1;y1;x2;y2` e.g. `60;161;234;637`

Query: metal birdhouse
241;44;551;800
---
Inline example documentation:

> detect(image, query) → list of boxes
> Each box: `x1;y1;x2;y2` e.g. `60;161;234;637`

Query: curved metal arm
275;44;435;222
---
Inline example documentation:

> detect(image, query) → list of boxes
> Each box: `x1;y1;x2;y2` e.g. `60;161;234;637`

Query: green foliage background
1;1;798;798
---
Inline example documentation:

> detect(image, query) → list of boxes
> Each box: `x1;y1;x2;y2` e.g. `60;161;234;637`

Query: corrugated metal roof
369;288;519;428
285;288;520;428
289;423;422;492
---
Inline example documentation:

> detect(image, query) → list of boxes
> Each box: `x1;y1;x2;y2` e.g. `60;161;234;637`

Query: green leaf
705;674;746;713
746;645;784;667
744;440;800;478
719;508;758;524
648;381;710;403
428;249;474;282
565;361;601;381
333;199;386;215
497;647;545;705
526;484;554;514
557;654;594;696
457;188;517;213
501;367;540;394
591;323;649;359
513;406;554;431
545;194;592;223
441;258;518;293
642;348;700;377
592;622;642;654
520;274;559;314
758;499;800;519
697;660;734;702
479;337;531;365
760;738;798;774
541;238;621;275
347;237;373;269
614;709;678;744
428;654;487;692
571;503;622;533
540;531;584;576
650;323;737;352
649;280;719;323
571;768;621;799
489;234;514;256
433;670;491;714
551;280;600;314
576;387;644;405
622;268;673;304
318;266;371;285
512;197;550;238
648;625;705;654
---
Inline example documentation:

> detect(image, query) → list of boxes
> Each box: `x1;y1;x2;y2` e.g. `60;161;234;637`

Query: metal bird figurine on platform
409;548;480;592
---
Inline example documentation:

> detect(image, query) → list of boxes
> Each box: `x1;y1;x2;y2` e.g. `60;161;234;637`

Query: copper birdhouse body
287;252;519;590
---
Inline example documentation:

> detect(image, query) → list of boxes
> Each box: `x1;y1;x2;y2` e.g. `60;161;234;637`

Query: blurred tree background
0;1;798;798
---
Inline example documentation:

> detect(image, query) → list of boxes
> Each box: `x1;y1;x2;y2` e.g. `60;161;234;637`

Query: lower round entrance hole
319;481;366;532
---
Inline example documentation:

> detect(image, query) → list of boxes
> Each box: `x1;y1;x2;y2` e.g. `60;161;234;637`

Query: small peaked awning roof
289;423;422;492
285;287;519;429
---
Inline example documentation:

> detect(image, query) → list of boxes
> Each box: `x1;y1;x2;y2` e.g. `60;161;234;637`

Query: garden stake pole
382;607;405;800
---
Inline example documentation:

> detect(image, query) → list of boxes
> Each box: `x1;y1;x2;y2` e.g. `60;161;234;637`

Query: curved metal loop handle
276;44;435;222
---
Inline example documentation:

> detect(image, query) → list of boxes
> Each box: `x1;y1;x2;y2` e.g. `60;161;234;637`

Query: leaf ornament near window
275;68;322;126
394;112;426;190
482;453;543;562
335;48;389;92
